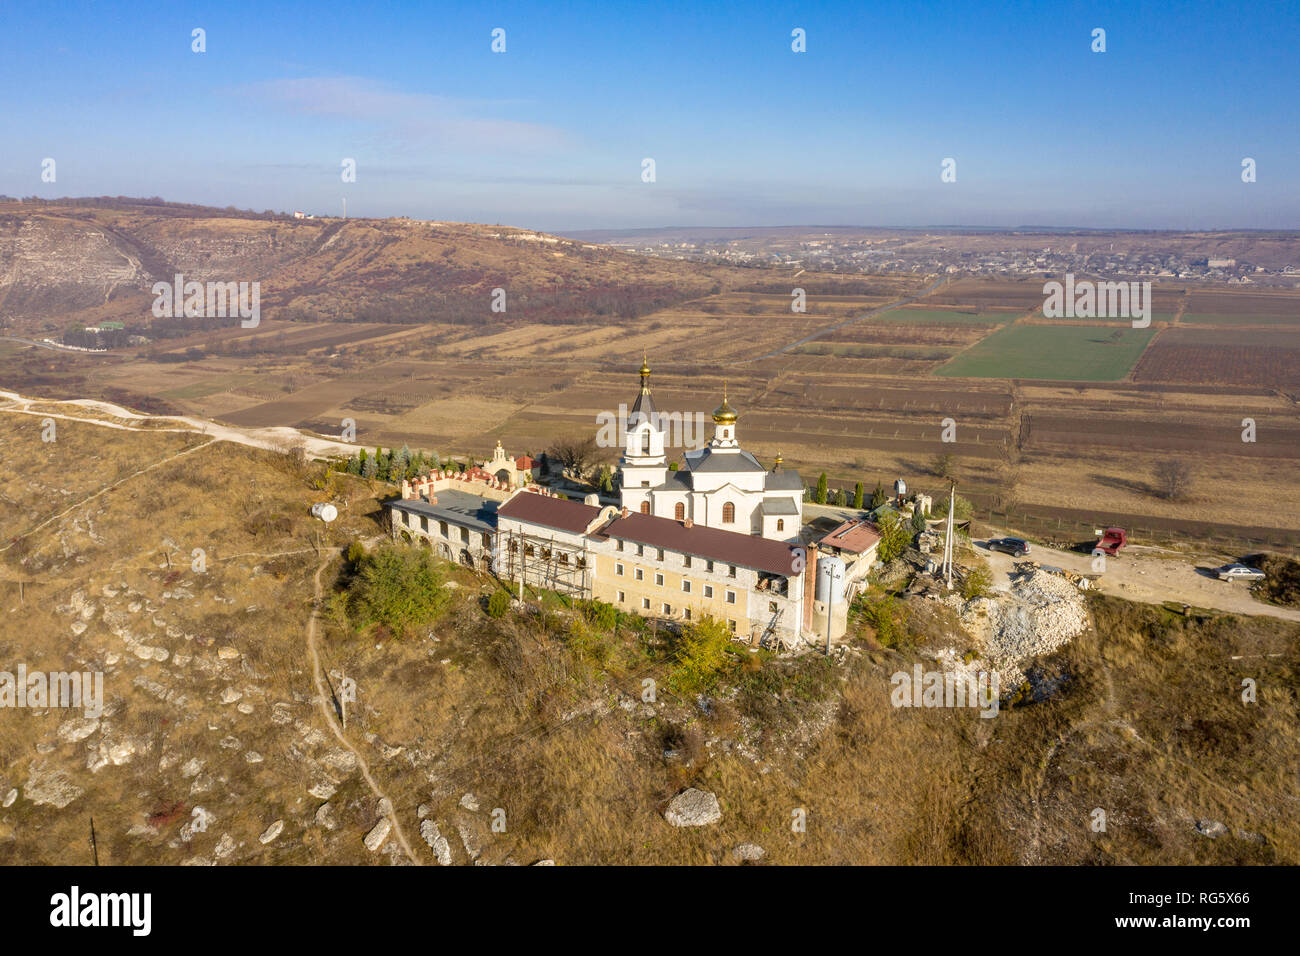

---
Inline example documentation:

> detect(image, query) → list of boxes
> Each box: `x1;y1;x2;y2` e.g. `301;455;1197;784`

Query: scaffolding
495;527;591;600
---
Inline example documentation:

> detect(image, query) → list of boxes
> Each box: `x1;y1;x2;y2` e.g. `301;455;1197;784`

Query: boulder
664;788;721;827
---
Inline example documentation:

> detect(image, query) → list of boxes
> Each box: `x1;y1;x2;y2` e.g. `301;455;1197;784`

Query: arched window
776;518;784;531
674;502;685;521
722;502;735;523
641;429;651;454
640;501;650;514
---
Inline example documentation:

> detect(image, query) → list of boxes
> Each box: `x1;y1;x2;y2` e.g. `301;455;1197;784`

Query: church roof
764;469;804;491
592;510;800;577
684;447;767;473
760;497;800;515
630;387;656;422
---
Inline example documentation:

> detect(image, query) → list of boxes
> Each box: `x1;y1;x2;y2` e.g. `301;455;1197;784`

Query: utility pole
89;817;99;866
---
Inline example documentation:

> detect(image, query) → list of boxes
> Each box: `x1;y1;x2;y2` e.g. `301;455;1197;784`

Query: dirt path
978;532;1300;622
305;551;421;865
0;437;215;554
0;388;362;459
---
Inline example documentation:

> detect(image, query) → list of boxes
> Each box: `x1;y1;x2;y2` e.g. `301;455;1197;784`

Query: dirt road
978;533;1300;622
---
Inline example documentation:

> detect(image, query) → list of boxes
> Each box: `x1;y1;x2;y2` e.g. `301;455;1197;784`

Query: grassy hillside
0;418;1295;864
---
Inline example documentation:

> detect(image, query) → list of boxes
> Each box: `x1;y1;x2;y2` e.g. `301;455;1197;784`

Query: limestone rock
664;788;721;827
733;843;766;862
364;818;392;852
259;820;284;844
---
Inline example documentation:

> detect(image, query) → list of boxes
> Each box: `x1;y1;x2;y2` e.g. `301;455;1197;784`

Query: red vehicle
1094;527;1128;556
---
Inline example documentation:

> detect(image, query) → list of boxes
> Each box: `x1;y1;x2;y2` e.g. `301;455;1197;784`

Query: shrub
669;616;734;693
877;511;910;563
860;594;908;649
961;562;994;600
340;544;450;638
580;599;619;632
487;588;512;618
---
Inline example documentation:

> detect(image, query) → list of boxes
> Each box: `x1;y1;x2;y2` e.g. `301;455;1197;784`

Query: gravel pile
966;569;1090;666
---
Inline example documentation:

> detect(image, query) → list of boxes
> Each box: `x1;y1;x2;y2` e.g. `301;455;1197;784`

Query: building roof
761;497;800;516
684;447;767;473
763;469;804;491
594;511;799;577
497;490;603;535
818;518;882;555
391;489;499;534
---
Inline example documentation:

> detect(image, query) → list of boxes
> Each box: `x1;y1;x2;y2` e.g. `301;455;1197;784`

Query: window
725;590;736;604
482;533;491;548
617;591;625;603
636;544;644;557
674;502;685;520
616;539;624;552
706;560;715;573
728;619;737;633
683;555;692;569
704;585;713;598
635;568;644;581
639;501;650;514
616;563;624;576
769;601;778;613
657;549;664;561
655;573;664;586
776;519;784;531
642;431;651;454
682;580;691;593
684;608;692;621
558;553;569;566
439;521;449;536
642;597;650;609
722;502;735;523
460;527;469;543
728;565;737;578
641;480;649;487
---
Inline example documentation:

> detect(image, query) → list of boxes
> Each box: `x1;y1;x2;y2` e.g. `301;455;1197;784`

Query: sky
2;0;1298;231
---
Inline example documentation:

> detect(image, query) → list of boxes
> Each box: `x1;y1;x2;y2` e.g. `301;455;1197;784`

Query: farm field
1134;327;1300;388
872;308;1011;325
1181;313;1300;326
936;324;1158;381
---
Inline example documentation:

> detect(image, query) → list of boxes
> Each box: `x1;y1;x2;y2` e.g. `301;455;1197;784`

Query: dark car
987;537;1030;557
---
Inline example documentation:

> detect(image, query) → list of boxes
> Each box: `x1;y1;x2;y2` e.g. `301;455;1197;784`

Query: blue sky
2;0;1297;230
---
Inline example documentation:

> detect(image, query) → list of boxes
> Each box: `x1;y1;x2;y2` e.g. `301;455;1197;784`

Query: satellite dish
311;502;338;523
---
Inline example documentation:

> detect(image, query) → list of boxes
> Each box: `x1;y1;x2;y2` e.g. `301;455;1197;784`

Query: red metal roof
818;518;882;554
497;490;602;534
595;511;799;577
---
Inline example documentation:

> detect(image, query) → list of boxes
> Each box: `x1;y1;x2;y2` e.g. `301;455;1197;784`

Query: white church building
618;357;803;542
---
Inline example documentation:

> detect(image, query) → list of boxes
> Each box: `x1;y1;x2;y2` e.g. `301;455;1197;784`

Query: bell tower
618;353;667;508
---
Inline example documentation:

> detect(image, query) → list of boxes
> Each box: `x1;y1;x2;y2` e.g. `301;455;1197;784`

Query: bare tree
930;453;957;480
548;436;599;479
1153;459;1193;500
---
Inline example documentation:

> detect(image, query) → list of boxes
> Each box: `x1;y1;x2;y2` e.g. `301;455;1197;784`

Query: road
977;533;1300;623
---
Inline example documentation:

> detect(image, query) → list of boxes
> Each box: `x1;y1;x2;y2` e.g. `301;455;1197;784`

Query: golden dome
712;381;738;424
639;351;651;379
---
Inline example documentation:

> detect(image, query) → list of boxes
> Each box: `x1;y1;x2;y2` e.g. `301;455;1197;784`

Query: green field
872;308;1009;325
935;324;1157;381
1032;311;1175;325
1181;312;1300;326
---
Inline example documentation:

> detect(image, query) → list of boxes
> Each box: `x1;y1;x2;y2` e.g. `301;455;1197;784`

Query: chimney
620;507;629;518
683;518;693;529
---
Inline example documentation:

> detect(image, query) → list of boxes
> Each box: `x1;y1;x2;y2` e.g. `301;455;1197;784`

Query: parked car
987;537;1031;557
1216;563;1265;582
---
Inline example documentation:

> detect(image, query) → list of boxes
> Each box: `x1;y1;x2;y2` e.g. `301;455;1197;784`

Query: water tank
894;478;907;498
311;502;338;523
815;555;847;604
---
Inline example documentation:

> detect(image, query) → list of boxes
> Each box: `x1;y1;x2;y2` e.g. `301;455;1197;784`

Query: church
618;357;803;542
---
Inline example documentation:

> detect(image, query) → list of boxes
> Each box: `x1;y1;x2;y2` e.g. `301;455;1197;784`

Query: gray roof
684;447;767;473
764;469;804;491
390;489;499;534
630;387;656;422
761;497;800;515
649;470;693;493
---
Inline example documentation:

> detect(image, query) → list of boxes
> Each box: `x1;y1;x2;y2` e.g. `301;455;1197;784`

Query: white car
1216;564;1265;582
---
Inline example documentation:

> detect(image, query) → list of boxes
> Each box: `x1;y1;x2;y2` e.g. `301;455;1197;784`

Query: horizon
2;0;1297;231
